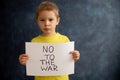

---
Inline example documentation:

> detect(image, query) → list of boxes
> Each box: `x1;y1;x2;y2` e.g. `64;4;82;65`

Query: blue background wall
1;0;120;80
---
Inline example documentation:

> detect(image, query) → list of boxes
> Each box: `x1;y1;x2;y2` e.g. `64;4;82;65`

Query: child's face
37;10;60;36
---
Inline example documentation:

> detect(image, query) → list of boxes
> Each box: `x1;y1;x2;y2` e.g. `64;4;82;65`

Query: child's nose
45;20;50;26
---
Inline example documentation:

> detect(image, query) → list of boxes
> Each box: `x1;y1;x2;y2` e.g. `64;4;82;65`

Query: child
19;1;80;80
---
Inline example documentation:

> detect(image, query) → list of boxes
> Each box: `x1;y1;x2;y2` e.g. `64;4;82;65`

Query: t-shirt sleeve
64;36;70;42
31;38;35;42
31;37;38;42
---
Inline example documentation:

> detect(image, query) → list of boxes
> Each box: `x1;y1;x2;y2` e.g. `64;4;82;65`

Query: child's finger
19;58;28;66
19;54;28;60
70;50;80;62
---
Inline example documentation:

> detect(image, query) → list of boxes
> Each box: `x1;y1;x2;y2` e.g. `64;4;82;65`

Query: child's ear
57;17;60;25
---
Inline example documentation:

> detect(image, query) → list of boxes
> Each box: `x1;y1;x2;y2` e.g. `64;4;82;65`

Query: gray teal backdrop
0;0;120;80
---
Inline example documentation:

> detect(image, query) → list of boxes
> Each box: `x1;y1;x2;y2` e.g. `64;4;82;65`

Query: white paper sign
26;42;74;76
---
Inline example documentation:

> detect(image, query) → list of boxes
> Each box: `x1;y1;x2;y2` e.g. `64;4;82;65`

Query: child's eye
49;19;54;21
40;19;45;21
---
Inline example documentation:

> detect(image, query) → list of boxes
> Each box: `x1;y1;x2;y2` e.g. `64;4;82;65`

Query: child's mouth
44;28;50;31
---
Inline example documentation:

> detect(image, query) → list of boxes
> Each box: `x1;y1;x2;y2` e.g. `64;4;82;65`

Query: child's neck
42;32;57;36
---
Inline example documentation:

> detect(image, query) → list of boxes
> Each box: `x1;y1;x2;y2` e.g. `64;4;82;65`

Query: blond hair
36;1;59;19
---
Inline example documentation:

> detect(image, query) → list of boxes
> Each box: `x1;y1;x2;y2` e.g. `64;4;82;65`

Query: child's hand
19;54;29;66
70;50;80;62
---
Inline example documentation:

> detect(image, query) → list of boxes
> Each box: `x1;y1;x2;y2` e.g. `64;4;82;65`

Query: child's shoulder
58;33;70;42
31;35;40;42
57;33;68;37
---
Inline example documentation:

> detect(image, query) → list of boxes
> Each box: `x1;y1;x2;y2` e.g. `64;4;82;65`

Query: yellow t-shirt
31;33;70;80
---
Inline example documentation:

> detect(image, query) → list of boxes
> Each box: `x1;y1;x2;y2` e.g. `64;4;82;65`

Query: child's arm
70;50;80;62
19;54;29;66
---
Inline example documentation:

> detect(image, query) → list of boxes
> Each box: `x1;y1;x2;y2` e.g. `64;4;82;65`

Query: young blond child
19;1;80;80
